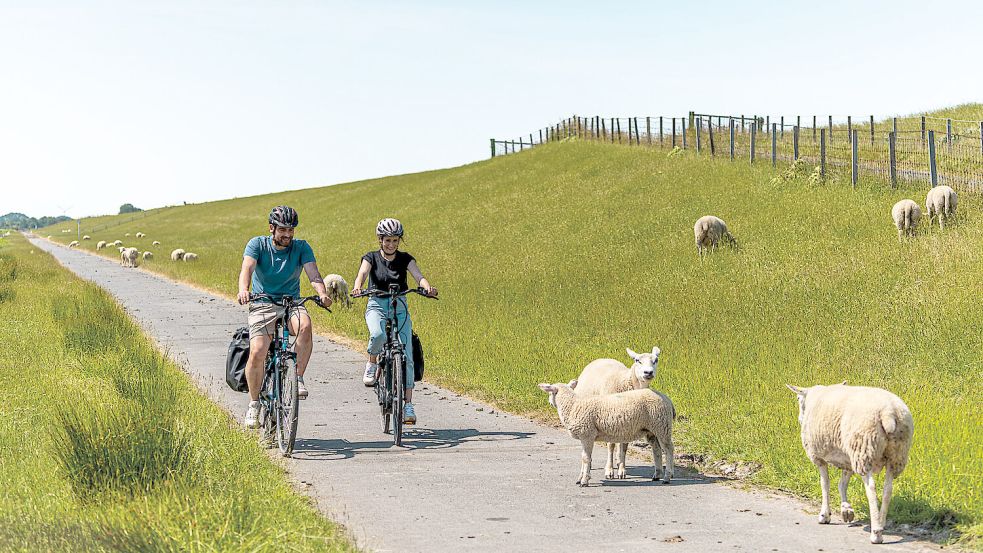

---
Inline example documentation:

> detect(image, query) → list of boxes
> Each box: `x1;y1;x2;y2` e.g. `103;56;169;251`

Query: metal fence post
780;116;785;138
682;119;687;149
892;117;897;136
634;117;640;145
889;131;897;188
529;133;534;147
729;118;735;160
696;117;702;153
672;118;677;147
646;117;652;145
851;130;859;188
750;122;756;164
771;123;777;166
610;118;615;143
921;116;926;146
793;126;799;160
870;115;875;146
766;115;770;134
490;139;496;158
928;130;938;186
660;116;664;145
616;118;622;144
741;114;745;133
829;115;833;142
813;115;817;141
708;119;716;155
820;129;827;177
946;119;952;150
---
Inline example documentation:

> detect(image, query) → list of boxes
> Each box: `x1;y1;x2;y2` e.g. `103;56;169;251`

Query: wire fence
491;112;983;192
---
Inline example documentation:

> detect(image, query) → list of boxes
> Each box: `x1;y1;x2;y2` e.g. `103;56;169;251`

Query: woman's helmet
376;218;404;237
269;206;299;228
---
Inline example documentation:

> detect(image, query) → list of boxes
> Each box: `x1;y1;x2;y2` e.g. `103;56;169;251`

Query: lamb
142;251;153;260
925;185;957;230
573;347;661;479
891;199;920;241
183;252;198;262
112;240;123;247
96;241;107;250
170;249;186;261
786;383;913;544
152;240;161;246
694;215;738;257
539;381;675;487
82;235;91;240
324;274;351;307
120;247;139;268
68;240;79;248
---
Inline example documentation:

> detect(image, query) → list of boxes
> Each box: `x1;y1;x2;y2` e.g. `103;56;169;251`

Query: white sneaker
362;362;379;386
297;377;308;400
403;402;417;424
244;400;261;428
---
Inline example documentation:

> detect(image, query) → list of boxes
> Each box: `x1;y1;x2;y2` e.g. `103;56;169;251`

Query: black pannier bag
411;332;425;382
226;326;250;392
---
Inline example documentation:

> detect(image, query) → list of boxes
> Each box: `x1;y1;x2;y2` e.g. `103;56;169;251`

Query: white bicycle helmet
376;218;403;237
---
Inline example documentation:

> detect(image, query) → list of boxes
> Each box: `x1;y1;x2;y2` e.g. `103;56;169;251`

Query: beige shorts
248;303;309;339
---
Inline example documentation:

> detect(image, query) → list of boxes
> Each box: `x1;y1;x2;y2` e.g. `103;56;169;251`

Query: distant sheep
787;383;913;544
120;247;139;268
573;347;661;479
142;251;153;260
183;252;198;262
925;185;957;230
68;240;79;248
112;240;123;247
170;249;186;261
96;240;107;250
152;240;161;246
539;381;675;487
324;274;350;307
135;232;145;238
124;233;130;237
891;200;921;241
694;215;738;257
118;246;125;252
82;235;91;240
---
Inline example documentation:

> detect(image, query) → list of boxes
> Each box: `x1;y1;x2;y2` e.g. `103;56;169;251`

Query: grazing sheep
925;185;957;230
539;381;675;487
573;347;661;479
112;240;123;247
46;236;52;239
124;233;130;237
324;274;351;307
170;249;186;261
82;235;91;240
120;247;139;268
694;215;738;257
891;200;921;241
118;246;125;252
68;240;79;248
183;252;198;262
786;383;913;544
142;251;153;260
96;240;107;250
135;232;145;238
152;240;161;246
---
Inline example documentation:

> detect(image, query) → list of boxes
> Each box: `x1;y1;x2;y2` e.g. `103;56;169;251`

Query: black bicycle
248;293;329;456
352;285;436;446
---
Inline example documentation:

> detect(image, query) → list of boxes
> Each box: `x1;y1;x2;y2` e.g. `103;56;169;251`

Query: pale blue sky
3;0;982;218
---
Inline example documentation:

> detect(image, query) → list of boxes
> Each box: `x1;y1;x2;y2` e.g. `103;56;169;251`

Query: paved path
31;236;936;553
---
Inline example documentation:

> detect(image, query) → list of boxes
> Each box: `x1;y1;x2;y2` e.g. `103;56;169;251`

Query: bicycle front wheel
276;356;299;456
392;353;404;446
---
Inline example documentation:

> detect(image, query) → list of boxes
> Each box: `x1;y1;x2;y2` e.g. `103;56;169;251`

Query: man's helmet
269;206;299;228
376;218;404;237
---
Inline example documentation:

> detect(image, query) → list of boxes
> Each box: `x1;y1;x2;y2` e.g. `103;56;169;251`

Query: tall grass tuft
52;289;131;353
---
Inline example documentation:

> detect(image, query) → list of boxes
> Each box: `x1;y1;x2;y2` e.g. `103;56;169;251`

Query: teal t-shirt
244;236;316;300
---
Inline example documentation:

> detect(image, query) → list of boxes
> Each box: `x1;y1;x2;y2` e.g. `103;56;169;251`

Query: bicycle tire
276;356;299;456
392;353;404;446
379;354;391;433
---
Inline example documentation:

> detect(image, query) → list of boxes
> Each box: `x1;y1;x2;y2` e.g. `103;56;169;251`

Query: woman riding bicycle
351;218;437;424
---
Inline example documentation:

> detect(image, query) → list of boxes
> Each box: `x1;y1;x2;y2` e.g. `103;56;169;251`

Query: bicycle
351;285;436;446
248;293;329;456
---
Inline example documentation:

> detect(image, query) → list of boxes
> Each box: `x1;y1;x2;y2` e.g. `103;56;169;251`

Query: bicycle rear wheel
379;355;392;434
275;356;299;456
392;353;404;446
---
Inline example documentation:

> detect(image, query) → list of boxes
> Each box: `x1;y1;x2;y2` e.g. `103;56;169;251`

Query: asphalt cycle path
31;235;937;553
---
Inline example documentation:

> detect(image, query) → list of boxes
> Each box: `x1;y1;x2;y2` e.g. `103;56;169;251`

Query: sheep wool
694;215;738;257
142;251;153;260
183;252;198;262
120;247;139;268
96;241;107;250
324;274;351;308
925;185;957;230
170;249;186;261
891;199;920;241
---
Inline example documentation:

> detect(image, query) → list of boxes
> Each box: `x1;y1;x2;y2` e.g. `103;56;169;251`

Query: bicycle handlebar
350;287;438;300
248;293;332;312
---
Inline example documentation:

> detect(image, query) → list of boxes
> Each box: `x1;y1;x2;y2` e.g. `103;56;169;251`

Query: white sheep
142;251;153;260
925;185;957;230
786;383;913;544
118;246;125;253
170;249;186;261
112;240;123;247
82;235;91;240
135;232;145;238
68;240;79;248
124;232;130;237
891;199;920;241
573;347;661;479
152;240;161;246
120;247;139;268
539;381;675;487
96;240;107;250
324;274;351;307
183;252;198;262
694;215;738;257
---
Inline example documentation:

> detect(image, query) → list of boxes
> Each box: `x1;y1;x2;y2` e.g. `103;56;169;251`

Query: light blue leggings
366;296;414;390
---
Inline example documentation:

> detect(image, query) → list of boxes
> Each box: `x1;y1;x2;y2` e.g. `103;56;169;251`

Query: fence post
828;115;833;142
793;126;799;160
780;116;784;138
729;118;735;160
766;115;770;134
688;111;695;129
490;139;496;158
616;118;622;144
672;118;677;148
647;117;652;145
682;119;687;149
928;130;938;186
946;119;952;150
771;123;777;166
847;116;852;143
529;133;534;146
796;115;801;131
741;114;745;133
610;118;615;143
659;116;664;145
750;122;756;164
870;115;875;146
696;117;702;153
601;118;607;140
708;119;716;155
889;131;897;188
813;115;817;141
893;117;898;136
851;130;859;188
820;129;827;177
634;117;640;145
979;121;983;155
921;116;926;146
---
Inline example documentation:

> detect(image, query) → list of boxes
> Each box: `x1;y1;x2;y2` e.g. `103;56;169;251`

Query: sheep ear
538;383;556;393
785;384;806;396
568;379;578;389
838;380;847;386
651;346;661;358
626;348;640;361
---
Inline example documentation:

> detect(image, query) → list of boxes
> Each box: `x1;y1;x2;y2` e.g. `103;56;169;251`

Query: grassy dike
0;234;356;552
46;138;982;544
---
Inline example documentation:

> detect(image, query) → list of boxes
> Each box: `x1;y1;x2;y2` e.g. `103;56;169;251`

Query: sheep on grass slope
152;240;161;246
142;251;153;260
786;383;913;544
539;381;675;487
694;215;738;257
183;252;198;262
68;241;79;248
170;249;186;261
925;185;957;230
573;347;660;479
96;241;107;250
891;200;920;241
82;235;91;240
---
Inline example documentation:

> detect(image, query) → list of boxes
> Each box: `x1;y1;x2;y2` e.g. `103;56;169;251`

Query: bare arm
351;259;372;295
407;260;436;296
237;256;257;304
303;261;332;307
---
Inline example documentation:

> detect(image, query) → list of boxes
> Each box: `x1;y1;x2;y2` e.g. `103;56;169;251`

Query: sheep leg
838;469;855;523
817;463;832;524
577;439;594;487
659;434;673;484
879;469;894;535
604;442;615;479
617;443;628;479
861;471;883;543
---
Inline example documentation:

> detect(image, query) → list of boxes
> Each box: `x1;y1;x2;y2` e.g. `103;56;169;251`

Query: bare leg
817;463;832;524
245;335;272;401
879;469;894;534
838;469;855;522
861;471;883;543
578;439;594;487
617;443;628;479
288;311;313;377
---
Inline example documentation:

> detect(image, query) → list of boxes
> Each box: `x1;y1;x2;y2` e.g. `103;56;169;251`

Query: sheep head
786;384;809;425
627;346;660;383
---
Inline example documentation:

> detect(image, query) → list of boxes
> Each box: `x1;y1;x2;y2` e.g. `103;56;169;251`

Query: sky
3;0;982;219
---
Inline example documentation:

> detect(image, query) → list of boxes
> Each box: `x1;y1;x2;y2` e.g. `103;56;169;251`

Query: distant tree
119;203;143;214
0;213;71;230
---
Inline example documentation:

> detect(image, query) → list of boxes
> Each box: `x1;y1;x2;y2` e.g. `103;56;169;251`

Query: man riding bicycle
237;205;333;428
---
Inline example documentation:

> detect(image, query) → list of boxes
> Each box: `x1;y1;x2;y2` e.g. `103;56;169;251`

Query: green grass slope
45;140;981;543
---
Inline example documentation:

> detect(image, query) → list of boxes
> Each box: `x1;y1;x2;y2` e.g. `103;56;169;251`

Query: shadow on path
292;427;535;460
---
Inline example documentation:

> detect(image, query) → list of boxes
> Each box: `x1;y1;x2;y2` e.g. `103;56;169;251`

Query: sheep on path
786;383;913;544
694;215;738;257
925;185;957;230
142;251;153;260
573;347;661;479
324;274;351;307
183;252;198;262
96;241;107;250
120;247;139;268
68;241;79;248
170;249;186;261
152;240;161;246
891;200;921;241
539;381;675;487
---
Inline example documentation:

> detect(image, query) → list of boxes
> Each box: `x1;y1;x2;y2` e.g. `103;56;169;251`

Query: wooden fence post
659;116;664;145
820;129;826;177
921;116;926;146
928;130;938;186
539;129;544;144
646;117;652;145
851;130;859;188
750;122;756;164
490;139;496;158
741;115;745;133
893;117;898;136
889;131;897;188
672;118;677;148
708;119;716;155
682;119;687;149
796;115;801;131
616;118;622;144
847;115;852;141
766;115;770;134
780;116;785;138
870;115;875;146
793;126;799;160
529;133;534;146
610;118;615;143
828;115;833;142
813;115;817;141
771;123;777;166
696;117;702;153
979;121;983;155
946;119;952;150
634;117;641;145
729;118;735;160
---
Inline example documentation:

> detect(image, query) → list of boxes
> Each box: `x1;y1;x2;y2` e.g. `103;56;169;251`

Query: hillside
42;139;982;543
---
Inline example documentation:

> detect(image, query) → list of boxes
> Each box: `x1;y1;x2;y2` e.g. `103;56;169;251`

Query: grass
0;234;356;552
43;135;982;546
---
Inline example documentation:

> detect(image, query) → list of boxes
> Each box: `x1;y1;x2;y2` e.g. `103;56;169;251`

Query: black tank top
362;250;415;292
